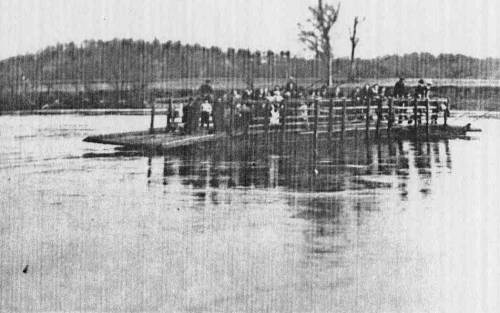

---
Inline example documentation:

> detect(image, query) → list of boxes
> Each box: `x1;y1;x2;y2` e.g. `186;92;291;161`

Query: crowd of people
175;77;447;134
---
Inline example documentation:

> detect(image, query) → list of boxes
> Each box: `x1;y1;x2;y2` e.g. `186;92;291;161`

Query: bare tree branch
349;16;365;81
297;0;340;86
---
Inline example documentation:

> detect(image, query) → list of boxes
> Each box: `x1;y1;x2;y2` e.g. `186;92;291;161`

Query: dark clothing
212;101;225;132
424;86;431;98
415;84;426;99
241;90;252;101
334;91;345;98
360;87;373;99
239;105;252;133
187;100;200;133
351;90;361;99
199;83;213;96
182;104;189;124
285;81;297;96
183;104;193;134
201;111;210;128
431;105;439;124
394;80;406;97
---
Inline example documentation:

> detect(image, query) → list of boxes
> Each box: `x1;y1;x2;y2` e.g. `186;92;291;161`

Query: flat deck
83;124;478;152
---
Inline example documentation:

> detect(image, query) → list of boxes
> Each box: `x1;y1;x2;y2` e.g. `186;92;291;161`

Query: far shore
3;108;500;118
0;108;169;116
3;78;500;112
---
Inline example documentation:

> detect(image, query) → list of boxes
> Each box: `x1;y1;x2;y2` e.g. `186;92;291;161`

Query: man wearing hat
425;81;433;99
410;79;428;125
393;77;406;98
415;79;426;99
285;76;298;97
199;80;214;102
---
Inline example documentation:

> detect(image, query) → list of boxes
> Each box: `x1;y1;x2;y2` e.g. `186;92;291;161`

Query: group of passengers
178;77;447;134
392;78;449;124
349;78;434;100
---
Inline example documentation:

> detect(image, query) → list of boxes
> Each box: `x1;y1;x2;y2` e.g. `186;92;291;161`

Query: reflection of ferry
156;137;453;195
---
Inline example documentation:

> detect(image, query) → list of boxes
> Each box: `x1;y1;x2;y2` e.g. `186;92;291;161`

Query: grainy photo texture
0;1;498;312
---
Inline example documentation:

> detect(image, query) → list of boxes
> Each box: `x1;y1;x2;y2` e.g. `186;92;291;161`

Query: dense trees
1;38;500;104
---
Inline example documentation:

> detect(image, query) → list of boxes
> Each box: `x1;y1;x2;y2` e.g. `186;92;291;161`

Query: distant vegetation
1;38;500;110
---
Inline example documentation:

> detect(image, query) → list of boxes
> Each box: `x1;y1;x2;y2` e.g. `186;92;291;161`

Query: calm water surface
0;113;499;313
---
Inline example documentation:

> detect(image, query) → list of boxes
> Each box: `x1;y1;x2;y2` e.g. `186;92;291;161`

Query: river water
0;113;499;313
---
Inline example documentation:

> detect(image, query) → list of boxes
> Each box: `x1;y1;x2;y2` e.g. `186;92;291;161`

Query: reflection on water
0;114;499;313
153;138;452;199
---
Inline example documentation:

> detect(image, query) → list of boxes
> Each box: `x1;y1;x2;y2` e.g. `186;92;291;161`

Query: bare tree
349;16;365;81
298;0;340;87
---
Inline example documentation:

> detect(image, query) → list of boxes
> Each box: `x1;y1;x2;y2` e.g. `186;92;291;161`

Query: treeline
1;38;500;109
0;39;316;95
352;53;500;79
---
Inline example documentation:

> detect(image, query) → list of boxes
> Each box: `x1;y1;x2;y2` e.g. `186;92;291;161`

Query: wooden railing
230;97;449;136
149;96;450;137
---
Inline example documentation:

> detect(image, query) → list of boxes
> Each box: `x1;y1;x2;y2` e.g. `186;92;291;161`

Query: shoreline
0;108;169;116
2;109;500;118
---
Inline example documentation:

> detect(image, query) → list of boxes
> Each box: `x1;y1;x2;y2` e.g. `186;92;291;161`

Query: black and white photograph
0;1;499;312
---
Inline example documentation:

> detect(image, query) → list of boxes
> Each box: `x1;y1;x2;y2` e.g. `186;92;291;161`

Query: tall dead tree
349;16;364;81
298;0;340;87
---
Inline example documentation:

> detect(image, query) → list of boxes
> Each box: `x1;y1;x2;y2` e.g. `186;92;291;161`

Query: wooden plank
281;100;287;141
413;98;418;131
444;98;449;126
230;98;235;136
425;99;430;135
149;103;155;134
313;100;319;162
165;97;173;132
388;97;393;133
328;99;334;139
341;99;346;140
264;101;270;144
376;98;382;137
365;98;371;138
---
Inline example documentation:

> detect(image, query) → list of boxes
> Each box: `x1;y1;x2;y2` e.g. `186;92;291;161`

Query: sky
0;0;499;60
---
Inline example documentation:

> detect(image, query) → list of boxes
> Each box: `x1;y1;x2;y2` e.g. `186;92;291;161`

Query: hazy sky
0;0;499;60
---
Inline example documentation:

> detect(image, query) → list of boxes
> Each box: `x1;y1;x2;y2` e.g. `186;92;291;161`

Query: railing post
243;100;250;136
388;97;393;133
444;98;449;126
281;100;287;143
341;99;346;140
313;99;319;163
328;99;334;139
149;102;155;134
376;98;382;137
425;98;430;135
294;102;299;131
413;98;418;132
365;98;371;138
264;101;270;143
230;98;235;137
166;97;172;132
